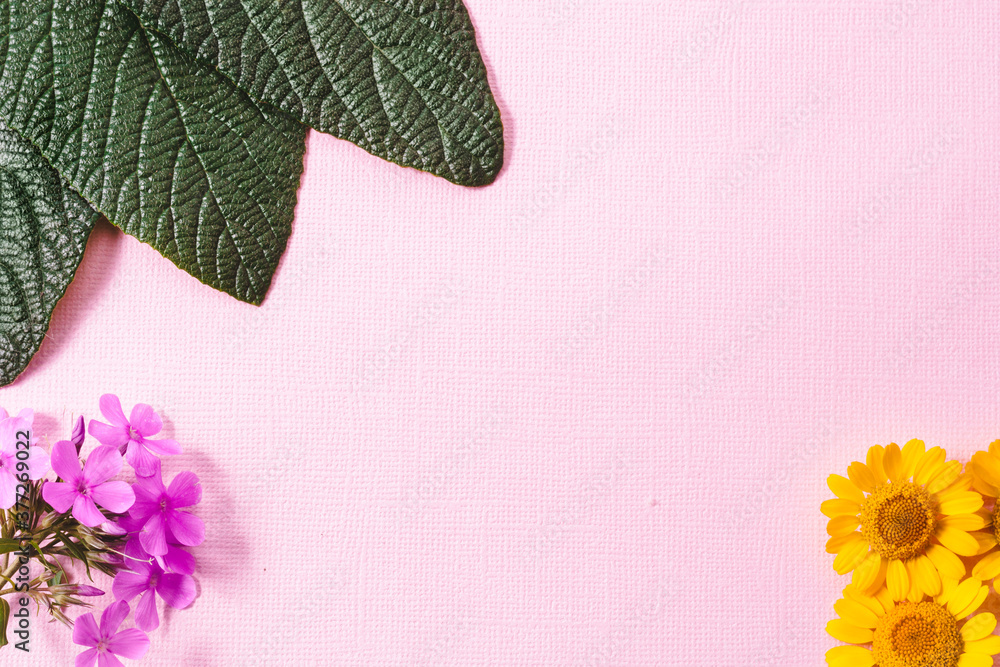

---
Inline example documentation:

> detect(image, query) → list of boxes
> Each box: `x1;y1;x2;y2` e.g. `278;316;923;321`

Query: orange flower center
861;482;936;561
872;601;962;667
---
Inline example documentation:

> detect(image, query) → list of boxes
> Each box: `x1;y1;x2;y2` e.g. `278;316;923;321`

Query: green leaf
118;0;504;186
0;596;9;647
0;538;23;555
0;0;308;305
0;122;98;386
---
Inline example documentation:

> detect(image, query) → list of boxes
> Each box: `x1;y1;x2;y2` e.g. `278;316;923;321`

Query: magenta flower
89;395;181;477
0;414;49;509
129;468;204;556
43;442;135;527
117;514;197;574
73;600;149;667
113;542;196;631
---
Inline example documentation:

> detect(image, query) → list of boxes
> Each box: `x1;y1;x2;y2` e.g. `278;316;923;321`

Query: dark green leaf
0;596;9;647
0;538;23;555
0;122;98;386
0;0;308;305
119;0;504;186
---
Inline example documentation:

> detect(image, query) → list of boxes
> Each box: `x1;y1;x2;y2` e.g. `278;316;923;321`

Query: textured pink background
3;1;1000;665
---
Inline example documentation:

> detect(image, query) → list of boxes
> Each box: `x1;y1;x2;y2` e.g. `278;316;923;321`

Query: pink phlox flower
0;413;49;509
73;600;149;667
42;443;135;527
112;541;196;631
128;467;204;557
117;515;197;574
88;395;180;477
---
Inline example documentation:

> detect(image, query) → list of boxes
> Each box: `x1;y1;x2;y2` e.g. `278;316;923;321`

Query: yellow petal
826;645;874;667
887;558;910;601
828;474;865;504
962;613;998;642
826;619;873;644
972;551;1000;580
833;598;880;628
833;535;870;574
905;561;924;602
948;579;988;619
938;514;987;531
827;515;860;537
844;584;886;617
948;473;974;493
964;635;1000;655
927;460;962;494
937;527;980;557
912;554;942;596
937;577;960;606
989;440;1000;458
847;462;877;493
851;552;885;594
874;586;895;613
827;533;858;554
938;492;985;516
883;443;903;483
972;531;997;555
822;498;861;518
970;470;998;498
867;445;888;484
914;447;946;485
901;439;925;480
957;653;993;667
972;451;1000;488
926;544;966;580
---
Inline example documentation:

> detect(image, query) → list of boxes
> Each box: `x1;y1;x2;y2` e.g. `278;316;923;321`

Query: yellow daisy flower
825;579;1000;667
966;441;1000;588
824;440;986;600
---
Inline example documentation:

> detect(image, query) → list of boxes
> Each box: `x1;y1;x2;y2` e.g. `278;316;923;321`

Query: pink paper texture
3;1;1000;664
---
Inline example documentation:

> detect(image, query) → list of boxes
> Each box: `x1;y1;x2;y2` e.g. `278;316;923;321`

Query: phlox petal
72;612;101;647
144;438;181;456
167;472;201;508
0;469;16;510
88;421;128;449
129;404;162;437
133;591;159;632
73;496;107;528
50;441;83;483
106;628;149;660
75;648;100;667
43;481;78;514
26;446;49;480
112;570;151;602
139;513;168;556
99;395;128;427
166;510;205;547
158;573;196;609
92;481;135;514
